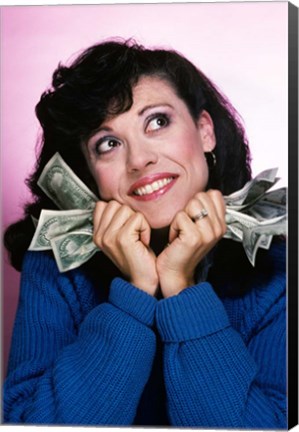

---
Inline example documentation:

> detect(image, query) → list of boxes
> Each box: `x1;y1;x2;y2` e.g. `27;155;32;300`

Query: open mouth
129;174;178;201
133;177;175;196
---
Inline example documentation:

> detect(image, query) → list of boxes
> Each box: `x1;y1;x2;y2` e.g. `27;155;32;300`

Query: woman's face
84;76;216;228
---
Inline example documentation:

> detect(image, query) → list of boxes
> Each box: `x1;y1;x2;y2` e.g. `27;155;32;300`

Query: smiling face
83;76;216;229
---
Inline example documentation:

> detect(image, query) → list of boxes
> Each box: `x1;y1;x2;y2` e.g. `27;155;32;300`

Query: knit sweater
4;240;287;428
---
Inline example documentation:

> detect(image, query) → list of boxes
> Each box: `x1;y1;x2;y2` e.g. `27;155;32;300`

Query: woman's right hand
93;200;159;296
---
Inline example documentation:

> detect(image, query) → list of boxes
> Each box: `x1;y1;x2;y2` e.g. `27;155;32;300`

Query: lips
128;173;178;201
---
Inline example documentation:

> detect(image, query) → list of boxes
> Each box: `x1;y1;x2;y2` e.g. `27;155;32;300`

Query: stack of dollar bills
29;153;287;272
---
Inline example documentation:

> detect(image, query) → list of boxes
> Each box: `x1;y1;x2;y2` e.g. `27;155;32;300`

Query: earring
205;151;216;169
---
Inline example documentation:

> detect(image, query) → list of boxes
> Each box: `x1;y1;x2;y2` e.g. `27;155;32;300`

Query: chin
143;204;184;229
146;214;174;230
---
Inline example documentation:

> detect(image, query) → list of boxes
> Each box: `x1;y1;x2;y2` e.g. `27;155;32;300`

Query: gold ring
192;208;208;222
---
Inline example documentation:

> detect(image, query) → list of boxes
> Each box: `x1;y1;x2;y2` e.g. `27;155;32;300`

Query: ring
192;208;208;222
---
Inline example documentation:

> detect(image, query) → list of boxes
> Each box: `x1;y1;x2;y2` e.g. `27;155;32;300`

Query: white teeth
152;181;160;191
134;177;174;196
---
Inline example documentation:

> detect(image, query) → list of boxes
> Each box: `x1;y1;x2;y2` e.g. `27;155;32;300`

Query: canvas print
1;1;297;429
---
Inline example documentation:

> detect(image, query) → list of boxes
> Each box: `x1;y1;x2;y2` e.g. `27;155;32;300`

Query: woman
3;40;286;427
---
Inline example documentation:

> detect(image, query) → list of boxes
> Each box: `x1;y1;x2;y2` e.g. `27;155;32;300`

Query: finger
184;193;221;245
185;194;214;226
200;190;226;235
168;210;199;244
93;200;122;246
104;204;135;235
101;204;136;250
93;201;107;234
136;214;151;247
206;189;227;232
193;192;225;239
119;212;152;247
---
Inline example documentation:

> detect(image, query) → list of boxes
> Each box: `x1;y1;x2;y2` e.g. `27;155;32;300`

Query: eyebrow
89;126;113;139
138;103;174;116
89;103;174;139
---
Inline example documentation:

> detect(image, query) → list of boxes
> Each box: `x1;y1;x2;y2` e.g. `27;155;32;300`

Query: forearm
4;273;157;425
156;283;286;428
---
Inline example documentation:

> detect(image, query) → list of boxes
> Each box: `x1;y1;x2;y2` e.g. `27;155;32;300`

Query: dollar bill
29;209;93;251
225;208;285;228
242;216;286;266
29;153;287;272
51;231;97;273
245;188;286;220
223;168;279;209
38;153;98;210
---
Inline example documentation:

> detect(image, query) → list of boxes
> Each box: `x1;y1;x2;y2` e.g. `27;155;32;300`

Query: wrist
156;282;230;341
160;273;195;298
110;278;158;327
130;277;159;297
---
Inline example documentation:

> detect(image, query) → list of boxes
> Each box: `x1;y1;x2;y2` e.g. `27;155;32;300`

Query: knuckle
190;197;199;207
201;236;211;247
93;201;104;218
187;198;200;213
102;232;112;249
176;210;187;222
95;200;105;209
189;234;200;248
108;200;121;211
131;212;143;226
134;211;143;220
214;225;223;239
93;232;101;248
209;189;224;202
214;222;227;240
101;237;108;250
92;232;101;247
118;232;128;247
122;204;133;215
194;192;205;201
203;228;214;244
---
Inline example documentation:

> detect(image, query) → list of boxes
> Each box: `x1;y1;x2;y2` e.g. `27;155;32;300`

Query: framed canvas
1;1;298;429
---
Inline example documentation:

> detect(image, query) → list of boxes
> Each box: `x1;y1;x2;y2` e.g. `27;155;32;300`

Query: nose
126;140;158;172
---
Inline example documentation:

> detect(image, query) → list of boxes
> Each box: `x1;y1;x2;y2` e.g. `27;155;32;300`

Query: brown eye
95;137;121;155
146;114;170;132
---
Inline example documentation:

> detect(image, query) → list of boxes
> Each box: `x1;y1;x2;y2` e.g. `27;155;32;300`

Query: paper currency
223;168;279;210
51;231;98;272
242;217;286;266
29;153;287;272
38;153;98;210
29;209;93;250
224;209;286;265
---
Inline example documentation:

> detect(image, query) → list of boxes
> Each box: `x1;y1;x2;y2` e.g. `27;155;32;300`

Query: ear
197;110;216;152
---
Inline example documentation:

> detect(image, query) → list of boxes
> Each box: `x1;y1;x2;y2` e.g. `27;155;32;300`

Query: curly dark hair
4;38;252;271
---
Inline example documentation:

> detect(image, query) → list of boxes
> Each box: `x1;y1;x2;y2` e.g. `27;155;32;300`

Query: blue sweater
4;240;287;428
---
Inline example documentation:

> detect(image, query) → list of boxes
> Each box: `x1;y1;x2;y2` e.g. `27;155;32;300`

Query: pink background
1;2;288;374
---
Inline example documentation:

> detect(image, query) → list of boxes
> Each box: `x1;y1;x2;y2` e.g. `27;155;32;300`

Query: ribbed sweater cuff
109;278;157;327
156;282;230;342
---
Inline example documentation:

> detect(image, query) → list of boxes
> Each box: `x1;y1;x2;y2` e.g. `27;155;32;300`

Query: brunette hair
4;39;251;271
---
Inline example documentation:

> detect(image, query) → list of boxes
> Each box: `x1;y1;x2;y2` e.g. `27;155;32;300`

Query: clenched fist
93;190;226;298
93;200;159;296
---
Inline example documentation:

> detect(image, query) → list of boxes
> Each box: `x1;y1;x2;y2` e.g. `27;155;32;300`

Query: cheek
179;135;209;187
93;166;120;200
174;133;206;167
174;128;204;156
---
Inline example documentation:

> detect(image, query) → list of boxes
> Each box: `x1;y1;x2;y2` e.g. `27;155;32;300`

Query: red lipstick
128;173;178;201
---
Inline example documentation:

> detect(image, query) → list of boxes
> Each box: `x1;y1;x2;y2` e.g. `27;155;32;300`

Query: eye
95;137;121;155
145;114;170;133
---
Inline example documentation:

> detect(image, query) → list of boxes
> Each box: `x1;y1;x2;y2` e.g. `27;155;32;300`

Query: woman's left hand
156;190;226;298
